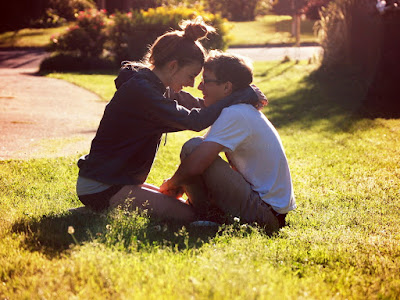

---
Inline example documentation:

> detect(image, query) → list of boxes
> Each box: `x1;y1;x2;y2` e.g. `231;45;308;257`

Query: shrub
50;9;108;58
46;6;230;70
302;0;333;19
205;0;259;21
39;52;115;72
29;9;67;28
49;0;97;21
315;0;380;81
106;6;230;63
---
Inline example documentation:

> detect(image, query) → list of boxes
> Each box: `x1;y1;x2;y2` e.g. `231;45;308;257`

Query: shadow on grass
262;63;373;133
10;209;227;257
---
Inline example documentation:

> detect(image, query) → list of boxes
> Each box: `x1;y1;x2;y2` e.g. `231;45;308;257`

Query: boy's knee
180;137;204;160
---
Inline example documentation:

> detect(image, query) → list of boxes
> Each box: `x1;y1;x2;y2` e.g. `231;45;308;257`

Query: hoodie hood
114;63;166;94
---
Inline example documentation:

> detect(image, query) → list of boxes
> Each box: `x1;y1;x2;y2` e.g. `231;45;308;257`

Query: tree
317;0;400;118
364;2;400;117
272;0;307;45
272;0;332;45
206;0;260;21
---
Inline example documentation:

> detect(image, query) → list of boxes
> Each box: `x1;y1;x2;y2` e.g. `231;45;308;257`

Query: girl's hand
160;179;184;198
251;84;268;110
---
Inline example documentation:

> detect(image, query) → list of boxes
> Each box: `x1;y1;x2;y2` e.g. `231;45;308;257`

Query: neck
151;66;169;88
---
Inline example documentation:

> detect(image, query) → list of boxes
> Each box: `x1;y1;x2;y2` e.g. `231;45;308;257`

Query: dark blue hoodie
78;66;258;185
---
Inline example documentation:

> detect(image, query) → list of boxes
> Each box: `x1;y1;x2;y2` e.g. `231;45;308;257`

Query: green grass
0;25;69;48
47;71;118;101
228;15;318;47
1;61;399;299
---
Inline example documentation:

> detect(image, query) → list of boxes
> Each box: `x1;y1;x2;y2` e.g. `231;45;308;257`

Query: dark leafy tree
206;0;260;21
364;2;400;117
317;0;400;118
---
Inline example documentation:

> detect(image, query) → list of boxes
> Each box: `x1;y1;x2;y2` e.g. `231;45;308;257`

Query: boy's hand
160;179;184;198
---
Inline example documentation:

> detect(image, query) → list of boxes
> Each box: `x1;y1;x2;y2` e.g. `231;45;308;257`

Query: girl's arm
169;88;206;110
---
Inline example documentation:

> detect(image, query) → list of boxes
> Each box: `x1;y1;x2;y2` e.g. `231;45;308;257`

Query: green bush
315;0;380;82
205;0;259;21
29;9;67;28
50;9;108;57
47;6;230;70
39;53;115;72
106;6;230;63
49;0;96;21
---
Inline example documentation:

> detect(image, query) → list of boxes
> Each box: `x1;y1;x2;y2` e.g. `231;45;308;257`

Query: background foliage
43;6;230;71
49;9;108;57
0;0;95;32
315;0;380;93
106;6;230;64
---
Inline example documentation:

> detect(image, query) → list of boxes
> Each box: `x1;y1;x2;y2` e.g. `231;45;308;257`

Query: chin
173;86;183;92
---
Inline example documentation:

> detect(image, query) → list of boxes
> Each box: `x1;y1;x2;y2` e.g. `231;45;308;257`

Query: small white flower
233;217;240;223
68;226;75;234
376;0;387;13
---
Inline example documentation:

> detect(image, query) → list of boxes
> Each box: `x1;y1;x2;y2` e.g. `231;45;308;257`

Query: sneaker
190;220;220;227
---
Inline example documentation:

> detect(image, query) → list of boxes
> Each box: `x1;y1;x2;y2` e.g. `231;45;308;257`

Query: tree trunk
295;14;301;46
363;9;400;118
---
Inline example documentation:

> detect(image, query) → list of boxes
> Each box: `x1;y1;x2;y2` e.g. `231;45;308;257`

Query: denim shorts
78;185;124;212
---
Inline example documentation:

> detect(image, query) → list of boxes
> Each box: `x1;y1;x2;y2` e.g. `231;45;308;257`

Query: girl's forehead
183;61;202;74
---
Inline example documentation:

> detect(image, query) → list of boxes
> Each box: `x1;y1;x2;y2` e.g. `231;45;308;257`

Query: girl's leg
108;185;196;223
141;182;160;191
180;137;214;215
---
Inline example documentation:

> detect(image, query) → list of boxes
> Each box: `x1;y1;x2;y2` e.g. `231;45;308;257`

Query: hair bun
181;17;216;42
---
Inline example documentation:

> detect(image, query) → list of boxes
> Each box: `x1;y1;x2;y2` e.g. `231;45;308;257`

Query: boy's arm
160;141;224;195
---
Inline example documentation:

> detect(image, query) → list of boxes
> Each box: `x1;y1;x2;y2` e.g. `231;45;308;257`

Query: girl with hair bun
76;17;263;222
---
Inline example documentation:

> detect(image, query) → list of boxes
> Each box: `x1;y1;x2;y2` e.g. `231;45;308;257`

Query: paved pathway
228;45;322;62
0;50;106;160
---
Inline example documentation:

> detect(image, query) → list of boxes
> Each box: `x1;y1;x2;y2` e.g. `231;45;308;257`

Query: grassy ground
0;25;69;48
228;15;318;46
1;61;399;299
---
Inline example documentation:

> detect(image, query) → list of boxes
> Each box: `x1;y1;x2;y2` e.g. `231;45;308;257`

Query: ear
223;81;233;96
166;60;179;74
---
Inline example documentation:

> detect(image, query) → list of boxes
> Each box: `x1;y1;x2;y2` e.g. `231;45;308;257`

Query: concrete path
227;45;322;62
0;50;106;160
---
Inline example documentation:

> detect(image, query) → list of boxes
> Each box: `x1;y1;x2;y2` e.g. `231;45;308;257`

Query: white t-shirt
204;104;296;214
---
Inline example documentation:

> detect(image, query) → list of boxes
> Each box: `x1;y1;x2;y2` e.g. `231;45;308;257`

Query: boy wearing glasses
160;51;296;232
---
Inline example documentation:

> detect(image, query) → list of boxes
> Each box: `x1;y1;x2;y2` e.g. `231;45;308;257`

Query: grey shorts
78;185;124;212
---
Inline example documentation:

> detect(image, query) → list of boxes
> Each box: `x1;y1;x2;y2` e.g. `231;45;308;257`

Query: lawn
0;25;69;48
1;60;399;299
228;15;318;47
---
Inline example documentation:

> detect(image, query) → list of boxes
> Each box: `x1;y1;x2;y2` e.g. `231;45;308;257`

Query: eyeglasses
201;78;221;85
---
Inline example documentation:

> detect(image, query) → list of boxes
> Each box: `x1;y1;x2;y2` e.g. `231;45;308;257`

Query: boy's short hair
204;50;253;91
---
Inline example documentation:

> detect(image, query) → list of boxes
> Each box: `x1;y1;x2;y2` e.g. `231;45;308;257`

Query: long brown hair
145;17;216;68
